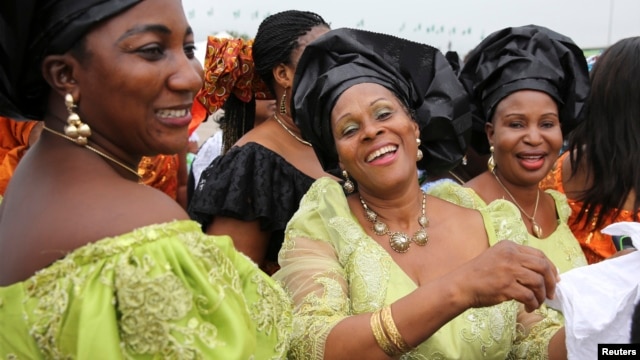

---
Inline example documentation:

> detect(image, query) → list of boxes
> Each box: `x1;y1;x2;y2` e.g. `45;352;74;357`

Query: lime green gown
428;181;587;274
274;178;563;359
0;220;292;359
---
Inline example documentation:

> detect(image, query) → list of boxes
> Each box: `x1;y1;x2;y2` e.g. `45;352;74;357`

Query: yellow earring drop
63;94;91;146
487;145;496;172
416;138;423;161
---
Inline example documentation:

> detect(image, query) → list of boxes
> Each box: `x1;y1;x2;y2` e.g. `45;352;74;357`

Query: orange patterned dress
540;152;625;264
138;154;180;200
0;117;38;195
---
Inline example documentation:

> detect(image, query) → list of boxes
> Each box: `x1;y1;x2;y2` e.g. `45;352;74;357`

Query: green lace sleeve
274;178;355;360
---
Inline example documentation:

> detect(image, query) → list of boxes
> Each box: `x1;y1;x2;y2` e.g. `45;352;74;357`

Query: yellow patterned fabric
428;181;587;274
274;177;563;360
0;220;291;359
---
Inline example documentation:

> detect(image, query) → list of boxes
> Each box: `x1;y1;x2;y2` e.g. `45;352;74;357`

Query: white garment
191;130;222;186
545;222;640;360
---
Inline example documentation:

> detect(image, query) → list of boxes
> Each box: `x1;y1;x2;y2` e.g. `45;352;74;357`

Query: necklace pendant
531;220;543;238
389;232;411;253
365;209;378;222
373;221;388;236
412;229;429;246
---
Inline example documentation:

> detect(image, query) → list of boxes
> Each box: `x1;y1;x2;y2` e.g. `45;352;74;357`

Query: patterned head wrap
458;24;591;154
189;36;273;147
0;0;142;120
292;28;471;174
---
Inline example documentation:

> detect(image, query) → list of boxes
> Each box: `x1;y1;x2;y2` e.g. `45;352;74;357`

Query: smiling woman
0;0;291;357
428;25;590;274
274;27;567;359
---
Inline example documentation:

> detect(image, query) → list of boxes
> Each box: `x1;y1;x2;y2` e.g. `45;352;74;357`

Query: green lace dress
274;177;563;360
428;181;587;274
0;220;292;359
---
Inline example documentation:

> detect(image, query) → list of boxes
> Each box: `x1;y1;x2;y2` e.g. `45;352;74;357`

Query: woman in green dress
274;28;566;359
428;25;590;274
0;0;291;358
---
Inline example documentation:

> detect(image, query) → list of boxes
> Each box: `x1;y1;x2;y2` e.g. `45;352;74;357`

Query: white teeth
366;145;397;162
156;109;188;118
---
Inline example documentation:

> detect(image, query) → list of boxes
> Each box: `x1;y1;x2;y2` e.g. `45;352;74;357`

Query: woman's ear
41;54;81;102
485;121;495;147
272;63;294;89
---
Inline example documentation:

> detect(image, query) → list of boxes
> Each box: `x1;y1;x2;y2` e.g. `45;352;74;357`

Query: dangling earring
342;170;354;194
279;89;288;115
63;93;91;146
487;145;496;172
416;138;423;161
462;155;468;166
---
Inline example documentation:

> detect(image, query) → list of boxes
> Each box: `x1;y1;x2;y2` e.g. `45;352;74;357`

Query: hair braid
253;10;329;93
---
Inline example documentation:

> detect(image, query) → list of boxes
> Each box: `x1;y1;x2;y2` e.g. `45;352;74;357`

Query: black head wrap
0;0;142;120
292;28;471;174
459;24;590;154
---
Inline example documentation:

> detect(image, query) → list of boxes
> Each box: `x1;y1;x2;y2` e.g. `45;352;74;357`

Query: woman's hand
459;240;559;312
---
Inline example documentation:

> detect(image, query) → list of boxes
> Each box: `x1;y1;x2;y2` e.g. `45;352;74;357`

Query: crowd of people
0;0;638;358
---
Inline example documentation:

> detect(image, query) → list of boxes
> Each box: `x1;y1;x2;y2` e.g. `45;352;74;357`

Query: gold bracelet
381;306;413;354
370;308;400;356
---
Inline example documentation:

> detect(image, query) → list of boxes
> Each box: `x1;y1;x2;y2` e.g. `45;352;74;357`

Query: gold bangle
381;306;413;354
370;308;400;356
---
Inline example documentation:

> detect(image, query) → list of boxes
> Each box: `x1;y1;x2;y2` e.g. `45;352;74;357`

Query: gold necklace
273;114;312;147
43;126;142;180
492;170;542;238
360;191;429;253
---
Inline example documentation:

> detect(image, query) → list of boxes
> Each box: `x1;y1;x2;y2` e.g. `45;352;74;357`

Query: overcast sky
183;0;639;55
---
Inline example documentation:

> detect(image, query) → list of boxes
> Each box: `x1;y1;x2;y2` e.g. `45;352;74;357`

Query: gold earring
63;93;91;146
342;170;354;194
280;90;288;115
487;145;496;172
416;138;423;161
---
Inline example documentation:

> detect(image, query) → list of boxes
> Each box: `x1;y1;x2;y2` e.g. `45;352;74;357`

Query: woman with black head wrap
187;10;335;275
273;27;566;359
429;25;590;274
0;0;291;357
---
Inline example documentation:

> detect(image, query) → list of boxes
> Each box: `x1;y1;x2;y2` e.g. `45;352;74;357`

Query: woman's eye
138;45;164;59
184;44;196;59
374;109;392;120
343;126;357;136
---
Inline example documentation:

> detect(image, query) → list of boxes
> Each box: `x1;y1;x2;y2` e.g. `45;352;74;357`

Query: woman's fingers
467;241;559;311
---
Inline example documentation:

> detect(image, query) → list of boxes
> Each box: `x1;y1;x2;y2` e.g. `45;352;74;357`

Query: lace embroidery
278;179;562;359
12;221;291;359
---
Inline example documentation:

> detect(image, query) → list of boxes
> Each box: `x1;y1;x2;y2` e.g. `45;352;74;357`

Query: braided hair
253;10;330;94
220;10;329;153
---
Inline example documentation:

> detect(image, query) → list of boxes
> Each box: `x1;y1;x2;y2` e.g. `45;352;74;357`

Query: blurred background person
188;10;333;274
541;36;640;263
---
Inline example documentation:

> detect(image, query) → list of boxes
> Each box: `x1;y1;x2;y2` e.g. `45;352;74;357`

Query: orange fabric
0;117;38;195
189;37;273;135
138;154;179;200
540;152;621;264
